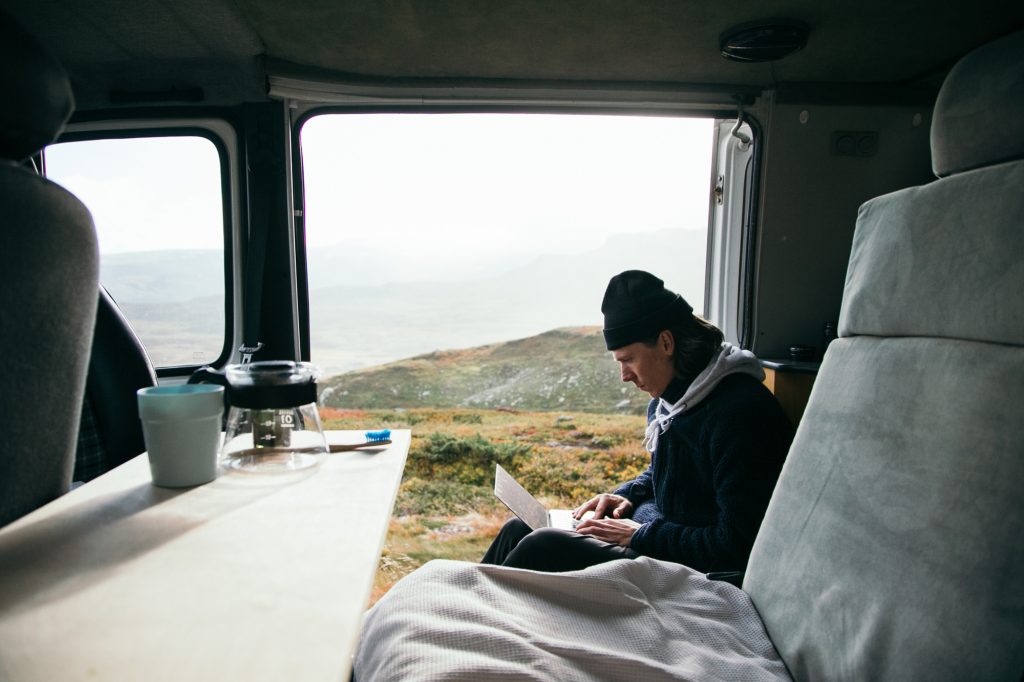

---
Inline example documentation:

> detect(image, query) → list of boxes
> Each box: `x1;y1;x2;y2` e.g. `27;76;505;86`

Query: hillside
319;326;649;414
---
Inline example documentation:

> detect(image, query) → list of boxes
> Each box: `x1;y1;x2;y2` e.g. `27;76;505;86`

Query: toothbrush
329;429;392;452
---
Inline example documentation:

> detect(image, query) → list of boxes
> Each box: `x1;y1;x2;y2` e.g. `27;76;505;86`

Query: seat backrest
0;12;99;525
744;29;1024;681
73;286;158;483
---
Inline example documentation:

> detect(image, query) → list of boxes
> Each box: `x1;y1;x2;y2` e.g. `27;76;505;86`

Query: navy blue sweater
613;373;793;572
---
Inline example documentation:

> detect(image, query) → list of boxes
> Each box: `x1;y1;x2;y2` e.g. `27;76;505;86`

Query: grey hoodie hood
643;343;765;454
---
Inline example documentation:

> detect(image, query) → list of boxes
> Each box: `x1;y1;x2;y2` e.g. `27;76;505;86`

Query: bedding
353;557;791;681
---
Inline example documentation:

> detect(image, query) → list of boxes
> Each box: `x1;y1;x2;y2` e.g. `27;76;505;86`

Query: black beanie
601;271;693;350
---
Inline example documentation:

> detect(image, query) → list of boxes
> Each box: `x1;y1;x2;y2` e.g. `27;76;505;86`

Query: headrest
840;161;1024;347
931;29;1024;178
0;11;75;163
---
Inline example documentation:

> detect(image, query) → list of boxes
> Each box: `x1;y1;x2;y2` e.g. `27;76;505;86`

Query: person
481;270;794;573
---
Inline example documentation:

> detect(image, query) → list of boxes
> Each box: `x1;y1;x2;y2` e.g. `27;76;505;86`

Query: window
45;133;228;369
300;112;715;406
301;112;716;599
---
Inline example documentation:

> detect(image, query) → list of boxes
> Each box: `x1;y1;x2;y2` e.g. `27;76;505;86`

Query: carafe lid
223;361;318;409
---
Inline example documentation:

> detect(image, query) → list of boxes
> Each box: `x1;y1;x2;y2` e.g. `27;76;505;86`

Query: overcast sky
46;113;713;261
46;136;224;254
44;113;717;366
301;113;713;261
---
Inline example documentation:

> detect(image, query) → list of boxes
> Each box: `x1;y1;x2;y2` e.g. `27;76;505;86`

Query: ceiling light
720;20;809;63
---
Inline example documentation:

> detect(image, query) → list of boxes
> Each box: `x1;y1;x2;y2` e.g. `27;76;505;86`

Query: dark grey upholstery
0;12;99;526
0;13;74;164
73;287;157;482
745;29;1024;681
930;29;1024;178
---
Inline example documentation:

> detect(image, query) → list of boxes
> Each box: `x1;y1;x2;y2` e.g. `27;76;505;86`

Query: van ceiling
2;0;1022;110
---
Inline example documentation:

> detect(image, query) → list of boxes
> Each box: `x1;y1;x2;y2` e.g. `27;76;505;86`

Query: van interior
0;2;1022;680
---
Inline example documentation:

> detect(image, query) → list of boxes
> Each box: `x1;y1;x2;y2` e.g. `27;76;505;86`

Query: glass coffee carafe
189;361;327;474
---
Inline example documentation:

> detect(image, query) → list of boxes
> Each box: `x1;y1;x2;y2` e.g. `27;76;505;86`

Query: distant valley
101;227;707;376
306;227;707;374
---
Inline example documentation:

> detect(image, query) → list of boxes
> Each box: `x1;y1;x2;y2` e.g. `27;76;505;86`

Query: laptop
493;464;580;531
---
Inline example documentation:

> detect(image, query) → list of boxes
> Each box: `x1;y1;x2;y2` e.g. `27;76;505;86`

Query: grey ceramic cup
137;384;225;487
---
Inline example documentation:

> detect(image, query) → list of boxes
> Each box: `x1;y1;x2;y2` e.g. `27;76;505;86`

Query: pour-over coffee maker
189;361;327;473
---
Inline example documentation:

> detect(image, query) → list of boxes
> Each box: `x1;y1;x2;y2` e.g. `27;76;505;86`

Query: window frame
290;104;762;360
46;118;241;377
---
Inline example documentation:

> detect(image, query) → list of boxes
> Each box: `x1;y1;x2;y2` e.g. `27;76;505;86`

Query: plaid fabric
73;393;109;483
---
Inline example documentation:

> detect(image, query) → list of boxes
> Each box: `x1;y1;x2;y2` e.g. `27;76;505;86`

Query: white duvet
353;557;792;681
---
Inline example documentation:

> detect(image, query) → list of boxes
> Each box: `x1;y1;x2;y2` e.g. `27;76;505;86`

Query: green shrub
514;445;649;505
395;478;498;515
407;432;532;485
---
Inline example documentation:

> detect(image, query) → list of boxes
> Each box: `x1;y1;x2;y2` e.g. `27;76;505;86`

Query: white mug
137;384;225;487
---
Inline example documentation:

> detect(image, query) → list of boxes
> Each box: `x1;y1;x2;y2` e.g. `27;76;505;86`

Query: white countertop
0;430;409;681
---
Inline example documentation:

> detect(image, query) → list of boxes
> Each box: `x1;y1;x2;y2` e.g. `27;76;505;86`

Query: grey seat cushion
746;334;1024;681
0;11;97;527
0;165;98;526
746;163;1024;681
745;28;1024;682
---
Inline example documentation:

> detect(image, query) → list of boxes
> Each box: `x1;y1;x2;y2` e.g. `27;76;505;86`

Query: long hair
643;314;724;387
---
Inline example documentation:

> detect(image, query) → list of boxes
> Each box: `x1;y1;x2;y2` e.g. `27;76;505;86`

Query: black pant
481;518;639;572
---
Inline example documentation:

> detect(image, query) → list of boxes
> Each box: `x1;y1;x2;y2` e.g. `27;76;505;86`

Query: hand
575;517;642;547
574;493;633;520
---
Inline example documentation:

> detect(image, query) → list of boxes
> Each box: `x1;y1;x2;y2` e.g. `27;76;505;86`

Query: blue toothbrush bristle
365;429;391;442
